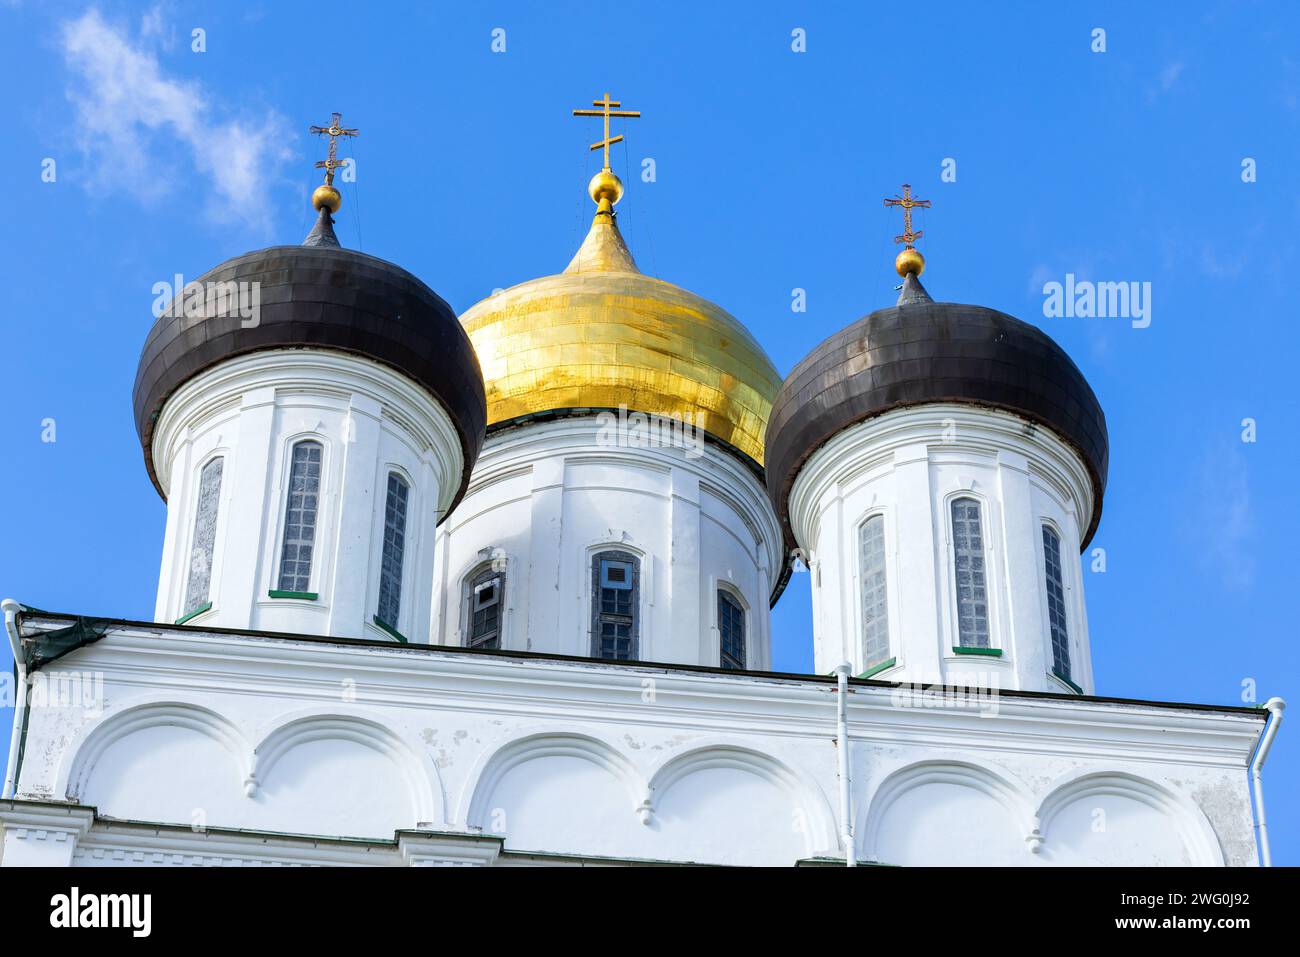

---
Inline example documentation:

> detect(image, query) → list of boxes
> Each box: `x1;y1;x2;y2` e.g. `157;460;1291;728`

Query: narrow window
276;440;323;593
1042;525;1072;680
859;514;889;667
375;472;410;628
591;551;639;660
951;497;990;648
183;456;223;615
468;568;504;649
718;590;746;670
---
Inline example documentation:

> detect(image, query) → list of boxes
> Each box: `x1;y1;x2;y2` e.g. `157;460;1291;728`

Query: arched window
718;590;745;670
859;514;889;667
591;551;639;660
375;472;410;629
467;566;504;650
182;456;223;617
276;440;323;593
950;497;990;648
1041;525;1072;681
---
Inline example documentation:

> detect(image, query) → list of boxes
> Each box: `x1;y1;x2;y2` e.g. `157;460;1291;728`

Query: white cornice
22;618;1262;771
788;403;1096;553
460;415;783;575
151;349;463;513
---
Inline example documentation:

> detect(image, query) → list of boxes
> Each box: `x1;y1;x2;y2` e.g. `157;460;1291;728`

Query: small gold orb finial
588;168;624;209
895;247;925;277
312;184;341;213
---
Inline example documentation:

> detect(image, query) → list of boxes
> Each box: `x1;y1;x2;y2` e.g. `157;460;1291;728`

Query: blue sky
0;1;1295;863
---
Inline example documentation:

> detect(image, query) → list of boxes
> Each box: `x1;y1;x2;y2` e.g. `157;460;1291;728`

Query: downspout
834;662;856;866
1250;697;1286;867
2;599;27;800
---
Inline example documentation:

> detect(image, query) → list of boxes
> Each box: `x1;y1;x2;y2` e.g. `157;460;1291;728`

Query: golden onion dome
460;172;782;466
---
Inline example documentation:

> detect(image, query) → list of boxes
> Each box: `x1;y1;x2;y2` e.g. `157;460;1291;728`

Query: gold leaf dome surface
460;208;782;466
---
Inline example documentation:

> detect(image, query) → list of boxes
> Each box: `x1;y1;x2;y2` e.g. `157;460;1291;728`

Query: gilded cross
572;92;641;170
883;184;932;248
309;112;359;185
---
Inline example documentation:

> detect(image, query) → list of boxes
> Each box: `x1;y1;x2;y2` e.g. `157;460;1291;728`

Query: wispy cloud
1192;437;1256;591
1198;243;1248;280
1281;57;1299;112
1144;60;1186;103
1159;61;1185;92
60;8;292;231
138;4;176;51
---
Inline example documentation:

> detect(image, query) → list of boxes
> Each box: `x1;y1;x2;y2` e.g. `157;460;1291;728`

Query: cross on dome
310;112;359;186
883;183;932;279
307;112;359;219
572;91;641;171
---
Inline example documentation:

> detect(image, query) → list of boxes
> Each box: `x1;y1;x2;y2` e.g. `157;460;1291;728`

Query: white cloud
1027;263;1054;297
138;4;175;51
1144;60;1186;103
1192;439;1256;591
1198;243;1248;280
60;8;292;231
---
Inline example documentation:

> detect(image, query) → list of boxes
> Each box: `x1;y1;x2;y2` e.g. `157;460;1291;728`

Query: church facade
0;107;1282;867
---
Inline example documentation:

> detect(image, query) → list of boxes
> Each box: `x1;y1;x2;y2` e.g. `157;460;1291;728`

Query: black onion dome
765;275;1108;553
133;212;487;521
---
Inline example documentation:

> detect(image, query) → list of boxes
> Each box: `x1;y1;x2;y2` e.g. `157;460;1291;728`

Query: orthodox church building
0;106;1283;867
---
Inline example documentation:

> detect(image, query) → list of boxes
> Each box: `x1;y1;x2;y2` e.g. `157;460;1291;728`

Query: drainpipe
2;599;26;800
1250;697;1285;867
834;662;856;866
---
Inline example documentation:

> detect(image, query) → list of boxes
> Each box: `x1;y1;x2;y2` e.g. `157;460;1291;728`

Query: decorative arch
60;700;250;802
582;536;648;561
380;460;417;490
646;745;837;853
713;578;750;613
861;760;1036;862
462;731;644;830
251;712;443;825
1035;770;1225;866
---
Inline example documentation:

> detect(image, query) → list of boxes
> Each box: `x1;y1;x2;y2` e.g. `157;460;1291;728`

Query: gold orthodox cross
310;112;359;185
573;92;640;170
883;184;931;248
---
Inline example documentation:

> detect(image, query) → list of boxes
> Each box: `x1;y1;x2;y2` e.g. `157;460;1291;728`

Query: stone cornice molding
789;404;1095;556
151;350;463;515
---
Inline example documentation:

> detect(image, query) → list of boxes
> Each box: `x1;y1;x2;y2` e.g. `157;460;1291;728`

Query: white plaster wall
150;350;464;643
1039;788;1195;866
653;764;809;866
77;721;245;829
870;775;1031;866
430;417;779;668
790;404;1096;693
